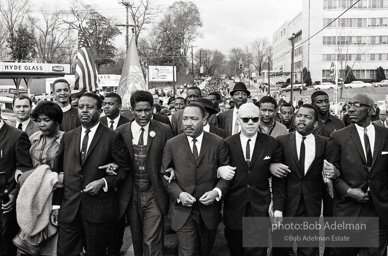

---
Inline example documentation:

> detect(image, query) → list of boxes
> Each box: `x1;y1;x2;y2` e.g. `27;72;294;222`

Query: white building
272;0;388;83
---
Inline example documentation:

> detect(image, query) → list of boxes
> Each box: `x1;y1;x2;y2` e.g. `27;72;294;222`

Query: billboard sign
148;66;176;82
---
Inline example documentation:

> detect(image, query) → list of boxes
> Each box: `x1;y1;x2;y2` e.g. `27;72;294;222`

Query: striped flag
117;35;146;109
73;26;98;96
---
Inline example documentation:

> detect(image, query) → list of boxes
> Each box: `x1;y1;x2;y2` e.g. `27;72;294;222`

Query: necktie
246;139;251;163
299;136;306;173
192;138;198;162
364;128;372;167
81;129;91;163
18;123;23;130
138;128;145;145
110;120;114;129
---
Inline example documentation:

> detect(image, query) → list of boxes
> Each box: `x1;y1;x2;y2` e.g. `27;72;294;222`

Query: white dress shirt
16;119;31;132
131;121;150;145
203;123;210;133
106;115;121;130
295;132;315;174
240;132;257;161
232;107;240;135
355;123;375;159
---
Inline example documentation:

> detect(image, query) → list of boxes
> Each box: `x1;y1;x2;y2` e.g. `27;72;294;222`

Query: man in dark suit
373;107;387;127
54;92;131;256
52;79;81;132
116;90;172;256
222;103;282;256
170;86;201;136
12;95;40;137
101;92;130;130
217;82;250;136
272;104;328;256
0;109;33;256
326;94;388;256
196;98;227;139
162;103;229;256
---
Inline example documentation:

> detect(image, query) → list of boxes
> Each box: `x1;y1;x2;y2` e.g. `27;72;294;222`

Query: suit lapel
83;124;103;164
350;125;367;165
146;121;155;155
0;123;8;144
288;133;302;176
197;132;209;166
248;133;264;168
232;134;248;168
74;126;82;165
124;122;135;160
305;135;321;175
371;124;382;168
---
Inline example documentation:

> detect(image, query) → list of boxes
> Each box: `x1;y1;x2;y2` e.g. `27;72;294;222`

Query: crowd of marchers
1;79;388;256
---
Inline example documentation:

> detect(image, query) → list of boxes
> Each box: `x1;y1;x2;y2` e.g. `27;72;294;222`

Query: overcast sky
33;0;302;54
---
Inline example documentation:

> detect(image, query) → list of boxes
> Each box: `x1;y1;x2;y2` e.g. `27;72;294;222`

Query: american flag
73;26;98;94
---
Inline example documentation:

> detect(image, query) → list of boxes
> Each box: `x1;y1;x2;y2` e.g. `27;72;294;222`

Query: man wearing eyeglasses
325;94;388;256
222;103;283;256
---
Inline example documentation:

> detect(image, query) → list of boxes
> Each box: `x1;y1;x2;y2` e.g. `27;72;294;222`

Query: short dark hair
153;103;162;114
185;103;206;118
52;79;70;91
130;90;153;108
13;95;32;107
187;86;202;97
31;101;63;124
175;96;186;103
258;96;278;109
80;92;103;110
298;104;319;121
311;91;328;104
280;102;295;112
104;92;122;105
208;91;221;101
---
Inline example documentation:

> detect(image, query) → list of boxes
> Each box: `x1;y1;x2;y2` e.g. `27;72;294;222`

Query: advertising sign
149;66;176;82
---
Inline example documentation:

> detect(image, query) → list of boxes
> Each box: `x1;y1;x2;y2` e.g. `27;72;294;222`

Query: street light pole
191;45;196;84
267;55;271;95
117;1;136;53
290;33;296;105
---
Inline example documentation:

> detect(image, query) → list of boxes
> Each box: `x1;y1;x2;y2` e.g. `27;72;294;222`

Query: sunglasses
240;117;260;123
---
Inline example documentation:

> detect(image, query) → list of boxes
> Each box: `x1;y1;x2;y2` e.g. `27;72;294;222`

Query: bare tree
29;7;73;63
0;0;29;58
122;0;160;46
249;38;271;76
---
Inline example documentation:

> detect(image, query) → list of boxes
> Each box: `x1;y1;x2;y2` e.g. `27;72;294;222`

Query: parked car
344;81;372;89
373;80;388;87
280;83;307;92
313;82;335;90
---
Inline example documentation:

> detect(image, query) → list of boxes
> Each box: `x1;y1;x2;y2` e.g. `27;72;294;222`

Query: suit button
80;190;83;193
80;175;83;179
247;185;250;188
248;170;251;173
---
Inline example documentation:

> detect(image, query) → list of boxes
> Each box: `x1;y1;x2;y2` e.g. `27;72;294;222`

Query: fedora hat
230;82;250;96
196;98;218;115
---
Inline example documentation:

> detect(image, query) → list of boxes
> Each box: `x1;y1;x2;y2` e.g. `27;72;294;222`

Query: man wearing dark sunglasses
222;103;283;256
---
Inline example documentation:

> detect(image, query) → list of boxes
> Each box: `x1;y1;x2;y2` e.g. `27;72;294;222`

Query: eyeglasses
348;102;371;108
240;117;260;123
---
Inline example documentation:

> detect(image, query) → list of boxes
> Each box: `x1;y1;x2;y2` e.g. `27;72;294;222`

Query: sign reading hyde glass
0;62;70;73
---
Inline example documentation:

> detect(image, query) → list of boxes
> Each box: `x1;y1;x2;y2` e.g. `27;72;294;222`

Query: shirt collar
240;132;258;144
355;123;373;132
132;120;150;133
107;115;120;123
187;131;204;143
204;123;210;132
61;104;71;112
18;118;31;127
0;119;3;130
295;131;314;141
82;122;100;134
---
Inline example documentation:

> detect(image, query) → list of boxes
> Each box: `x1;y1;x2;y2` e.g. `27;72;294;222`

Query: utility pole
267;55;271;94
290;33;296;105
191;45;197;84
117;1;136;53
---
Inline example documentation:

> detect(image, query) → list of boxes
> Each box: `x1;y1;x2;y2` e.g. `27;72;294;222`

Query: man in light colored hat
325;93;388;256
217;82;250;136
373;105;388;128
